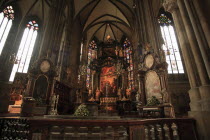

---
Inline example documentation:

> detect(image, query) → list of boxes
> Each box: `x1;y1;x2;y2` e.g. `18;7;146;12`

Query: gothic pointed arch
9;19;40;81
158;8;184;74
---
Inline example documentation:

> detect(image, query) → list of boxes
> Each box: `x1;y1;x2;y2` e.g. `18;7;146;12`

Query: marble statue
161;88;169;103
135;92;140;102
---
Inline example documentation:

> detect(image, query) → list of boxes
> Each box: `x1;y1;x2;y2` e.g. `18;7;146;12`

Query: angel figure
160;88;169;103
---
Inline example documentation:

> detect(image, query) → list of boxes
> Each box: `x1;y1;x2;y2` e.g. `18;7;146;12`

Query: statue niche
33;75;49;104
24;58;57;116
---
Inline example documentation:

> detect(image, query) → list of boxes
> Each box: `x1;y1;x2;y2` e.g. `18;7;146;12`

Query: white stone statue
136;93;140;102
161;88;169;103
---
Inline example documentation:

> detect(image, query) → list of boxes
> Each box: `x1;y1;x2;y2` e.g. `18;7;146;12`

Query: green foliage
146;96;160;106
74;104;90;117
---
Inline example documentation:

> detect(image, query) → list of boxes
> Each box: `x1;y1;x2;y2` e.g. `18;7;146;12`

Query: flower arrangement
74;104;90;117
146;96;160;106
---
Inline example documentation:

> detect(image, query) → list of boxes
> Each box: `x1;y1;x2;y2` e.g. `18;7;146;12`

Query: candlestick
106;82;108;97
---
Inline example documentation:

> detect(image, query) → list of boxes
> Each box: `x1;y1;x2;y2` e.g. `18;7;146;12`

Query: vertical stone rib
39;0;66;59
192;0;210;49
163;0;199;87
183;0;210;79
177;0;209;85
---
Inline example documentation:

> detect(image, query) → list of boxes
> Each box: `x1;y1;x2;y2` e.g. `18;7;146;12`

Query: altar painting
100;66;117;94
145;71;162;101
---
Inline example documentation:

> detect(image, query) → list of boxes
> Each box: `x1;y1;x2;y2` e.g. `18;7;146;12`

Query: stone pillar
177;0;210;111
177;0;209;86
183;0;210;78
163;0;199;88
164;0;210;139
192;0;210;48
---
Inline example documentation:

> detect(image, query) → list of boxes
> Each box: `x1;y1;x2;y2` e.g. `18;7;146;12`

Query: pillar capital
163;0;178;13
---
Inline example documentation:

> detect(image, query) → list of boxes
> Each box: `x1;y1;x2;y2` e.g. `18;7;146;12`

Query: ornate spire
163;0;178;13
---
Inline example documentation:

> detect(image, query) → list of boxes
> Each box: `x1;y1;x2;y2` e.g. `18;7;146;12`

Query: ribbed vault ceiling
74;0;135;42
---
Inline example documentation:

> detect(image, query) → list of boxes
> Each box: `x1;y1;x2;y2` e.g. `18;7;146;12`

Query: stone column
164;0;210;139
177;0;209;86
164;0;202;114
177;0;210;111
192;0;210;48
163;0;199;88
183;0;210;78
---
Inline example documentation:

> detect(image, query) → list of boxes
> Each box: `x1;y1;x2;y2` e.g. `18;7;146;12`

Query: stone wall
168;79;191;117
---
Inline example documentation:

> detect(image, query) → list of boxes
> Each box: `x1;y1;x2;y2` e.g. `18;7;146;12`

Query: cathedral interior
0;0;210;139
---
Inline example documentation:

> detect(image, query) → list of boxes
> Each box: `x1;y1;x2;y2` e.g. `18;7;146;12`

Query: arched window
9;20;39;82
123;38;134;89
78;42;84;81
86;40;97;88
158;10;184;74
0;6;14;55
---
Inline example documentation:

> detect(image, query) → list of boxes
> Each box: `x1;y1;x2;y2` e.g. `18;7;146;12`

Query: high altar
1;38;196;140
7;37;174;117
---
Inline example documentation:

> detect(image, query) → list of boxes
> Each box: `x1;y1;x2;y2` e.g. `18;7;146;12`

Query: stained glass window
123;38;134;89
158;12;184;74
86;40;97;88
0;6;14;55
9;20;39;82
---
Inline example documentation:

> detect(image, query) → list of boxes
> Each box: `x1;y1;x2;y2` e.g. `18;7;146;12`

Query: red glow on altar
100;66;117;94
